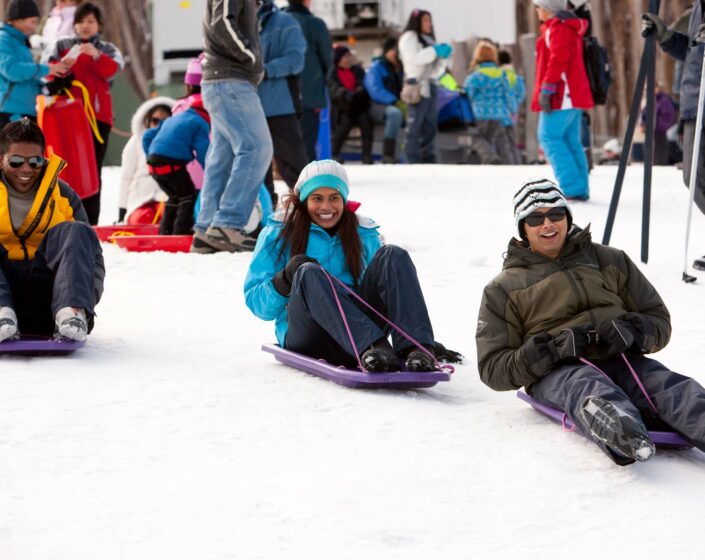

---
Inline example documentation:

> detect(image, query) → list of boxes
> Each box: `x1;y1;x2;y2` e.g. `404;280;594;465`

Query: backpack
583;35;612;105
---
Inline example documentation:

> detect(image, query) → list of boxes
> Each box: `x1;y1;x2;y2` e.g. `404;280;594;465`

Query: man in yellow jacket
0;118;104;342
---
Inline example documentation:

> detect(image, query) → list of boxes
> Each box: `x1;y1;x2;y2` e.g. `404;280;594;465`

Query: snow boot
405;346;436;372
693;255;705;271
361;338;400;373
0;307;18;342
204;226;257;253
580;396;655;463
382;138;398;164
54;307;88;342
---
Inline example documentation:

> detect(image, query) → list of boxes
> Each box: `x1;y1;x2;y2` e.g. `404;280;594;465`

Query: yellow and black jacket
0;154;88;261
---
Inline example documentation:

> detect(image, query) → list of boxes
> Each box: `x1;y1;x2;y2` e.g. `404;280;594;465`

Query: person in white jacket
117;96;175;224
398;9;451;163
41;0;78;44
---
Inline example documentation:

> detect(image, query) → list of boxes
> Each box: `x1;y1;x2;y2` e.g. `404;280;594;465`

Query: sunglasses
149;117;164;126
524;207;567;227
7;155;47;169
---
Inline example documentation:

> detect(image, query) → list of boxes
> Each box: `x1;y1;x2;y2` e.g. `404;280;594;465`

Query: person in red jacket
44;2;124;224
532;0;593;200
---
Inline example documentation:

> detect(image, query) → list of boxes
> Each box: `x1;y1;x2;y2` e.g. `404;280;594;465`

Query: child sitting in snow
142;56;209;235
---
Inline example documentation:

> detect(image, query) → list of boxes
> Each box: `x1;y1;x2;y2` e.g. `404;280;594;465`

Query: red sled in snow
108;234;193;253
93;224;159;242
38;95;99;200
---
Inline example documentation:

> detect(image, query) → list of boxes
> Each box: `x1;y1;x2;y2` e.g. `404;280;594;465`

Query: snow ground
2;163;705;560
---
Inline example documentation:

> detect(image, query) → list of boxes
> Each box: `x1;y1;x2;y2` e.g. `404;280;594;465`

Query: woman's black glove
433;341;464;364
273;255;318;297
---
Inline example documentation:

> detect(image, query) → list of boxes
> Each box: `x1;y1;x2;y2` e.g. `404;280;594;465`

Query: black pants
300;108;320;163
149;164;197;235
82;120;112;225
264;114;309;198
285;245;434;368
0;221;104;336
331;111;373;160
530;355;705;464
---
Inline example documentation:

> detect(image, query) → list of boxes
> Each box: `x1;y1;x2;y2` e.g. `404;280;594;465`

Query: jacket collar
503;225;592;269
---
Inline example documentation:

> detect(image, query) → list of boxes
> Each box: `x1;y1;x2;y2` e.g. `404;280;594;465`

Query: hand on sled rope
522;326;593;378
273;255;318;297
596;314;657;356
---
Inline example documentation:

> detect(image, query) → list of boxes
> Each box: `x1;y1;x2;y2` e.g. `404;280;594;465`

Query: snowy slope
1;164;704;560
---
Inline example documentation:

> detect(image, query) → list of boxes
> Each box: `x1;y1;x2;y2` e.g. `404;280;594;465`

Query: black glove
522;332;560;379
433;341;463;364
620;313;657;353
273;255;318;297
553;326;593;360
641;13;672;43
538;91;553;113
596;319;637;356
117;207;127;223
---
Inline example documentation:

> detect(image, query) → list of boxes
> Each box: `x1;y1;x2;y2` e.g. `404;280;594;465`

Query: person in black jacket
328;45;373;164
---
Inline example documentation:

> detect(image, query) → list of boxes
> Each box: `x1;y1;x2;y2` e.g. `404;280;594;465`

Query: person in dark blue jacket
143;69;210;235
364;37;405;163
257;0;308;206
244;159;442;373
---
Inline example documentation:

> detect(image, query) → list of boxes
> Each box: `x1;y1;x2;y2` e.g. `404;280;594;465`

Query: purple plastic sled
517;391;693;450
262;343;451;389
0;336;85;355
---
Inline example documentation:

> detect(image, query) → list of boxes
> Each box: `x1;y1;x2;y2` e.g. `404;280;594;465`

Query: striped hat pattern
513;178;572;239
294;159;350;203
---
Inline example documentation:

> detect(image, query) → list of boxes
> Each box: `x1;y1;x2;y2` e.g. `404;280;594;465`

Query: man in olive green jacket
476;178;705;466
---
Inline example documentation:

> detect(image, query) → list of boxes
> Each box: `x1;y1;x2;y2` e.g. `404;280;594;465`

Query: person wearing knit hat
532;0;567;14
184;54;203;88
5;0;40;21
476;177;705;466
245;159;461;374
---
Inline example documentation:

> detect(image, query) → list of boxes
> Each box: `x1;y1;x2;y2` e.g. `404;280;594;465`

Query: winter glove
273;255;318;297
433;341;463;364
695;23;705;44
619;313;658;353
596;319;637;356
538;83;557;113
552;326;593;361
641;13;673;44
117;207;127;223
433;43;453;59
522;332;560;379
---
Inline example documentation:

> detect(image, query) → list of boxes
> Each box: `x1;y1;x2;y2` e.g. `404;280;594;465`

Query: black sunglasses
525;207;567;227
148;117;164;126
7;155;46;169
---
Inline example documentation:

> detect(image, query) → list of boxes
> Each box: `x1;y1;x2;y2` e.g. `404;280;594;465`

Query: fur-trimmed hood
130;96;176;136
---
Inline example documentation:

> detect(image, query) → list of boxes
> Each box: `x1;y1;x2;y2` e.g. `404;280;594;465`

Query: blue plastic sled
0;336;85;355
517;391;693;450
262;343;451;389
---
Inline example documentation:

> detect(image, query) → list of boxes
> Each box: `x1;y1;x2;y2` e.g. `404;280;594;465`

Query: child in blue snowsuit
143;62;209;235
244;159;443;373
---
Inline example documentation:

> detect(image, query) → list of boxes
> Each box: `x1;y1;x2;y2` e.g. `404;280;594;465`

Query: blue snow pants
0;221;105;336
537;108;590;199
530;355;705;464
285;244;435;368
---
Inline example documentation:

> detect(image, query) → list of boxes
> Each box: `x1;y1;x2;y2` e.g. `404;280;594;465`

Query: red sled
109;234;193;253
93;224;159;242
39;96;99;200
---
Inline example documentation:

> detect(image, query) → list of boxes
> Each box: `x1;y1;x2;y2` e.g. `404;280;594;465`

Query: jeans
196;80;273;232
369;103;404;140
405;85;438;163
537;108;589;198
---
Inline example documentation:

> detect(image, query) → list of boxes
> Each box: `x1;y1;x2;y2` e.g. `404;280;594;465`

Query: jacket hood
544;13;589;38
503;224;591;269
130;96;176;136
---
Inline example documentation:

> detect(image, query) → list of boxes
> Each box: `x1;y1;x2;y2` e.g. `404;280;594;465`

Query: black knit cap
333;44;350;66
6;0;40;21
382;36;398;55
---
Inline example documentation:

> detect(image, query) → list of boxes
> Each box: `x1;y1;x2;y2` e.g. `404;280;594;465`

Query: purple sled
262;343;451;389
517;391;693;450
0;336;85;355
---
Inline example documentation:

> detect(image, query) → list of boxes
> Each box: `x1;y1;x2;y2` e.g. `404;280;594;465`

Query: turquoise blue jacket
463;62;516;126
0;24;49;118
244;212;383;346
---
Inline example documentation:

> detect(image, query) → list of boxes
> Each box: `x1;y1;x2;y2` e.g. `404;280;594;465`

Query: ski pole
682;44;705;283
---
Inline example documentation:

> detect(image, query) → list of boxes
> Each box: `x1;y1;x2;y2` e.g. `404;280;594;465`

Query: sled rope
63;81;105;144
561;413;576;432
579;355;658;414
317;265;454;374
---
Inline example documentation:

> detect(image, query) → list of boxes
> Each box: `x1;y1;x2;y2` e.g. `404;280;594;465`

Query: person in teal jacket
0;0;67;128
244;159;440;373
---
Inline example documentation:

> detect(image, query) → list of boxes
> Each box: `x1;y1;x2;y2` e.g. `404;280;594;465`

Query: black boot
382;138;397;164
361;337;400;373
580;397;655;463
405;345;436;372
693;256;705;271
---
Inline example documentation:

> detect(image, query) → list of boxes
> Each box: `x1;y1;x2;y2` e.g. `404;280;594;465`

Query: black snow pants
285;244;434;368
0;221;105;336
148;157;198;235
530;355;705;463
264;114;309;200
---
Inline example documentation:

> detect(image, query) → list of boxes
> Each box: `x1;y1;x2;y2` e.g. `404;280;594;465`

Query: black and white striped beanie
513;179;572;240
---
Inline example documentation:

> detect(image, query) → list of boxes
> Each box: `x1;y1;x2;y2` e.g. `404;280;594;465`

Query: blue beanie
294;159;349;203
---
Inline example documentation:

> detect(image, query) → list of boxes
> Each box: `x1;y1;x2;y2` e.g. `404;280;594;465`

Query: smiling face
523;207;568;259
74;13;100;39
306;187;345;229
1;142;45;194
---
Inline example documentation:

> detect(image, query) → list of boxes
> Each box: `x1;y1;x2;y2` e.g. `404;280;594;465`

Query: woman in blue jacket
244;159;438;373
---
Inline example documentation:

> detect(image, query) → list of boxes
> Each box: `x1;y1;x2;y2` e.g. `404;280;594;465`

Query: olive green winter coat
475;226;671;392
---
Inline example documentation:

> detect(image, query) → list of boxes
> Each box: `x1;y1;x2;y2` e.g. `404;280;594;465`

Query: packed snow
2;163;704;559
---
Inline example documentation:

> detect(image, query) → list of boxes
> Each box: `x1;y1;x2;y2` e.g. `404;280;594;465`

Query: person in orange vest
0;119;104;343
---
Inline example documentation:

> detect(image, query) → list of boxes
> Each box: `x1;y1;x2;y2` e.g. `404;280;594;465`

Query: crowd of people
1;0;705;468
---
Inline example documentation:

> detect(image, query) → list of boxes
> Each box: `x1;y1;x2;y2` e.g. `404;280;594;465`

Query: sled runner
94;224;159;242
517;391;693;449
262;343;451;389
108;234;193;253
0;336;85;355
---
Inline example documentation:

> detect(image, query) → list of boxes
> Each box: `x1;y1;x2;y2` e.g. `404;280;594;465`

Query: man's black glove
433;341;463;364
596;319;638;356
553;326;593;360
522;332;560;379
609;313;657;354
641;13;672;44
273;255;318;297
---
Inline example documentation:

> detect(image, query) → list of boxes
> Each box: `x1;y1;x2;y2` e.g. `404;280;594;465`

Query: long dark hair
403;9;434;46
277;195;364;284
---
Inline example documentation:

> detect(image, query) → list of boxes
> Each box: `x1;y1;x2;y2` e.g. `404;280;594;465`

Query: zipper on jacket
39;200;56;234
